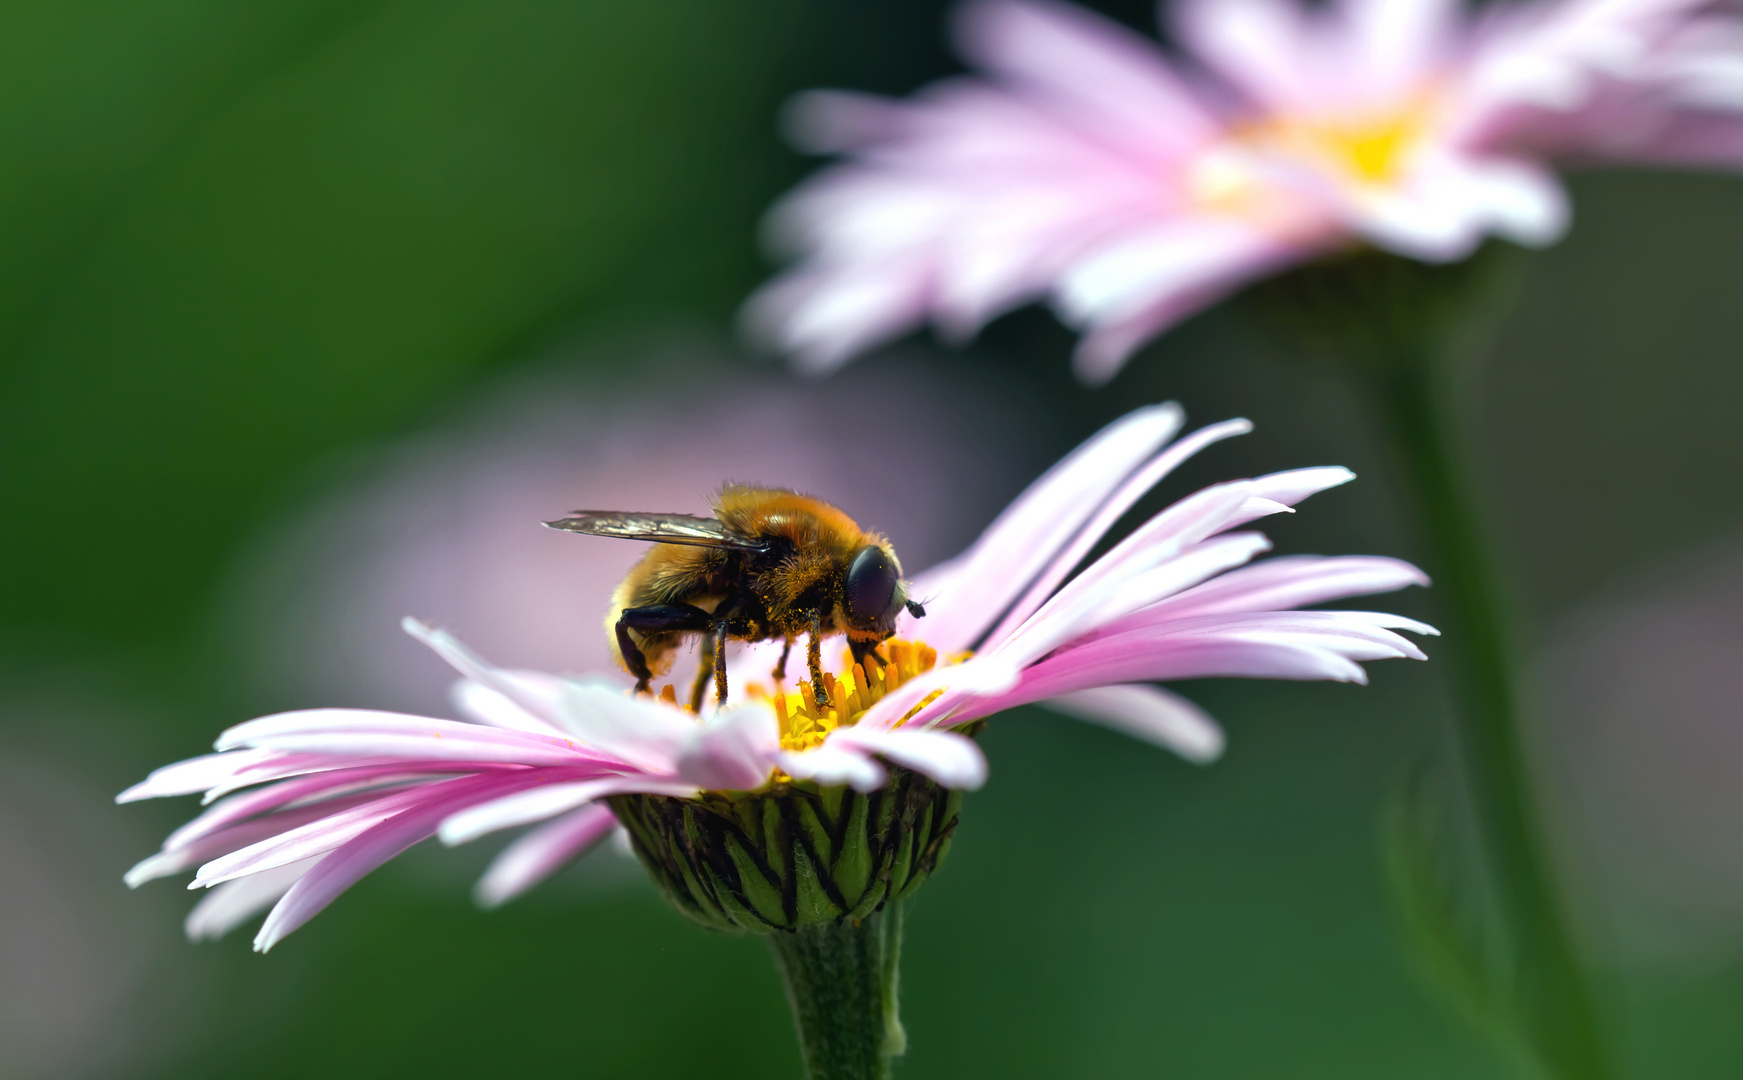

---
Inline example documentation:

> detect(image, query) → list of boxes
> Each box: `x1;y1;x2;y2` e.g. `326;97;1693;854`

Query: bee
545;485;926;711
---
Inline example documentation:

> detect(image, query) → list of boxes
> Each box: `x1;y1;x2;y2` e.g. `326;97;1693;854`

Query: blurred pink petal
473;806;621;910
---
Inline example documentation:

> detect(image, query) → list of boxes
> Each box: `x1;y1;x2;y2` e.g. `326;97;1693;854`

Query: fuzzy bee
546;485;925;710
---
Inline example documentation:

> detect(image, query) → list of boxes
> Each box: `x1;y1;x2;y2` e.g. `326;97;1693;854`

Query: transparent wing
542;511;766;550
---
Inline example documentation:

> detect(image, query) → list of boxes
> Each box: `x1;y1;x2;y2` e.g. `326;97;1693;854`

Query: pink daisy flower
746;0;1743;382
121;403;1432;950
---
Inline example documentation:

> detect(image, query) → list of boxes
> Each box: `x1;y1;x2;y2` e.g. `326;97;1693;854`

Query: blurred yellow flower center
1272;108;1428;184
1188;100;1434;217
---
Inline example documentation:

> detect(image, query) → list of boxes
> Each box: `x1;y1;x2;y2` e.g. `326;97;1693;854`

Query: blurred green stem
1367;340;1609;1079
767;902;907;1080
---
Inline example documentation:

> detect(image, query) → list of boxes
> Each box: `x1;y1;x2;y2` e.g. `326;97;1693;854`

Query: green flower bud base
611;769;960;1079
608;766;961;934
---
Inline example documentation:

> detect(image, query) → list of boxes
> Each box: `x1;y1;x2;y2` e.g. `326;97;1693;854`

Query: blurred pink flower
121;403;1432;951
747;0;1743;382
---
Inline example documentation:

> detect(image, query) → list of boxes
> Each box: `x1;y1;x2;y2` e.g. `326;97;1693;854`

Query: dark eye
844;545;900;627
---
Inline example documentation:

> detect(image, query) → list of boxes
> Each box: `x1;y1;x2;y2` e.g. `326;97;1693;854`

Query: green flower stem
767;902;907;1080
1368;343;1609;1079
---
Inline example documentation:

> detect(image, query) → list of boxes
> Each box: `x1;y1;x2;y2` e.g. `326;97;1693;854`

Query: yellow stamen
775;638;941;753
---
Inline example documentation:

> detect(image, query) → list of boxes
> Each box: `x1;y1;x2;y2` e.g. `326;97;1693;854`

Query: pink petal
1068;285;1241;385
128;789;402;888
191;781;474;889
160;765;480;855
472;805;620;909
117;748;293;803
401;619;567;727
1149;554;1430;619
913;402;1185;652
980;417;1254;649
1173;0;1319;112
828;727;989;790
217;708;605;767
194;755;500;803
554;680;700;775
437;776;699;846
449;678;567;735
992;531;1274;669
774;744;888;792
1107;608;1438;656
253;774;538;952
955;0;1218;155
1057;219;1286;327
959;631;1385;718
675;703;780;791
1242;467;1357;514
745;259;935;375
992;482;1257;663
1040;684;1225;763
184;856;321;942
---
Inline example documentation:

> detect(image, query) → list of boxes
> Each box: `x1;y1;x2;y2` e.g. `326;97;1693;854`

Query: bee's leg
616;604;713;695
688;631;714;713
712;618;731;706
848;636;887;672
807;615;830;707
771;636;793;685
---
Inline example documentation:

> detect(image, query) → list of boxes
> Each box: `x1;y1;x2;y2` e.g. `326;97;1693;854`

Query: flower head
747;0;1743;381
121;403;1432;949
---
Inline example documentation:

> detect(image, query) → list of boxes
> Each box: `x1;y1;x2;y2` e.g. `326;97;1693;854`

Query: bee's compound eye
845;545;900;627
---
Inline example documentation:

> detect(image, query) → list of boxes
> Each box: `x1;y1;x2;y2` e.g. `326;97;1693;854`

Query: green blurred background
3;1;1742;1076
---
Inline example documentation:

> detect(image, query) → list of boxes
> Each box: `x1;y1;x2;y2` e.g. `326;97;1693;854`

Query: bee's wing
542;511;767;551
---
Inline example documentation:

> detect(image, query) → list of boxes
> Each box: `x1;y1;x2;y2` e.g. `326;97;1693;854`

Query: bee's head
843;543;921;634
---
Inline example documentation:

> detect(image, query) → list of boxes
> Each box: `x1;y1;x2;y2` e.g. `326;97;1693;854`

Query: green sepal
762;799;788;889
886;818;917;898
726;833;789;928
843;879;887;923
834;792;874;905
820;784;846;825
796;797;835;865
704;859;779;934
793;843;845;923
673;850;735;931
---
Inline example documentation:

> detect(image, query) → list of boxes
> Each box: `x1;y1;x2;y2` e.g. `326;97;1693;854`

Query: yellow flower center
1272;109;1427;184
1187;98;1436;221
769;638;940;751
655;639;951;772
